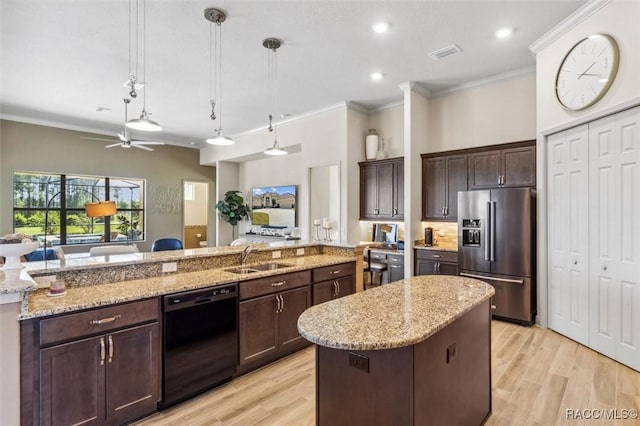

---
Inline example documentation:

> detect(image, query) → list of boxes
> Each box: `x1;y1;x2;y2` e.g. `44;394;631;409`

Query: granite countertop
20;254;355;320
0;269;37;294
413;245;458;252
297;275;494;351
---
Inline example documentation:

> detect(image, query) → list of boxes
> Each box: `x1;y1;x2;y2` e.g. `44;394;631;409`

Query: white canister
365;129;379;160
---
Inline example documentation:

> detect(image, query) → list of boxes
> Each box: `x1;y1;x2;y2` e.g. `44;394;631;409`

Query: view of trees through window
13;172;145;247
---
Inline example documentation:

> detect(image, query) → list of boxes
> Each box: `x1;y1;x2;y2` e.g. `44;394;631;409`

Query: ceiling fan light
126;109;162;131
206;130;234;145
264;141;287;156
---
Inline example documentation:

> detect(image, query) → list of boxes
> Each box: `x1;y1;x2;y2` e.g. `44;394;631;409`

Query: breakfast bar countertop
297;275;494;351
19;253;355;320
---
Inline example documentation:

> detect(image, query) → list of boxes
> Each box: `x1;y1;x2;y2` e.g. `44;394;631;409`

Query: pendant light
123;0;144;99
126;0;162;132
263;38;287;156
205;8;234;145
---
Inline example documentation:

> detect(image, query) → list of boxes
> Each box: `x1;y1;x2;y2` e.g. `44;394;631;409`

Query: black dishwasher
161;283;238;408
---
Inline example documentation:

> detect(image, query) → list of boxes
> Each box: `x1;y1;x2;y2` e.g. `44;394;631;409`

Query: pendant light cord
217;20;223;131
142;0;146;111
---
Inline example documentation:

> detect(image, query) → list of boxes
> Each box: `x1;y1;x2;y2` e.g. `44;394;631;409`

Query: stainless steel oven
160;283;238;408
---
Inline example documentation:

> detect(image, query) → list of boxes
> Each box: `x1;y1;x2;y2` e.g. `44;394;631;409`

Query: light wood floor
135;321;640;426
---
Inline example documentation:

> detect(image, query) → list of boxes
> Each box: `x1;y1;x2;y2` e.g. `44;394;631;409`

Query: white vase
365;129;379;160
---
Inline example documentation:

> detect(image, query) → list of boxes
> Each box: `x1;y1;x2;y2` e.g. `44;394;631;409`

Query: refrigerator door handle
490;201;496;262
485;201;491;261
460;272;524;284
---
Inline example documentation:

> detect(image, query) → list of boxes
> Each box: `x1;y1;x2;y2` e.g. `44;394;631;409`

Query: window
13;172;145;247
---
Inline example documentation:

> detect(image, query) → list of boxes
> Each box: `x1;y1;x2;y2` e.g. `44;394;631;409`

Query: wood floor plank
133;321;640;426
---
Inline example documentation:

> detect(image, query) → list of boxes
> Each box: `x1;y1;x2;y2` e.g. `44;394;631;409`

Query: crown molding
529;0;611;54
371;100;404;113
399;81;432;98
431;66;535;98
345;101;370;114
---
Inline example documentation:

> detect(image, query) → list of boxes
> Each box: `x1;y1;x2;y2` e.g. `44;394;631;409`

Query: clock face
555;34;619;111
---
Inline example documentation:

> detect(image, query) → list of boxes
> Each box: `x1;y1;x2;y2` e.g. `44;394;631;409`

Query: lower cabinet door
388;263;405;282
313;280;336;305
40;336;105;426
239;294;279;366
278;287;311;353
416;259;439;276
106;323;160;424
438;262;459;276
335;276;355;298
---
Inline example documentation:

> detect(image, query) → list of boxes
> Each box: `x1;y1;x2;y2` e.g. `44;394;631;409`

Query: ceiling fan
81;98;165;151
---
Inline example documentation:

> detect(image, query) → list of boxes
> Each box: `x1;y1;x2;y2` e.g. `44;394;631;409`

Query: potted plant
215;190;251;240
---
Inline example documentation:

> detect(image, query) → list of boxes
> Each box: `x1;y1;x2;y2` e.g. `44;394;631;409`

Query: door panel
457;190;490;273
376;163;394;217
313;281;335;305
502;146;536;187
279;287;311;352
490;188;532;277
423;157;446;219
468;150;500;189
446;155;468;219
360;164;378;219
239;295;278;365
393;162;404;218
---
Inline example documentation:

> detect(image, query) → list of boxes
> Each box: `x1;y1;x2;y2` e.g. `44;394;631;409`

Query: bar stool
363;248;387;289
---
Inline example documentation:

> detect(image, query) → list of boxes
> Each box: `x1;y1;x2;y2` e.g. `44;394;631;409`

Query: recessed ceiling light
190;141;196;145
370;72;383;81
372;22;389;34
495;27;513;39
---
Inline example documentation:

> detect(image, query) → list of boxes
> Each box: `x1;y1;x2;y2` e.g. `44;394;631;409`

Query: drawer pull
90;315;122;325
330;270;341;275
108;336;114;363
99;337;105;366
271;281;286;287
391;265;401;269
431;255;441;258
491;305;497;310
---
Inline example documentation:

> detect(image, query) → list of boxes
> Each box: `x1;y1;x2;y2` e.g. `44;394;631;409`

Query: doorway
183;180;209;249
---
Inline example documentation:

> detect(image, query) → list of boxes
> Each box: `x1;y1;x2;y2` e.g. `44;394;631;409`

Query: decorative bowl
0;242;40;270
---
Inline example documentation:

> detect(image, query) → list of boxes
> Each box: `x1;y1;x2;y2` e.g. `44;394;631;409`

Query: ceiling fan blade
131;141;165;145
81;136;118;142
132;144;154;151
105;143;122;148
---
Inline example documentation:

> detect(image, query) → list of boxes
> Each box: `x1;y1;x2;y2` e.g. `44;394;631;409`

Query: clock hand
577;62;596;79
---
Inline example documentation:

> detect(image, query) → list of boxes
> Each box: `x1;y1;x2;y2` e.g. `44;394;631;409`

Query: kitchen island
298;275;495;426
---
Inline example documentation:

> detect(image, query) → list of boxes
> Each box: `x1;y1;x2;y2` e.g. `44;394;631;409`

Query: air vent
428;44;462;60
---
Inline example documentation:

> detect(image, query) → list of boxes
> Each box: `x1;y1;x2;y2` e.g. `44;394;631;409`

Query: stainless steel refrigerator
457;188;536;325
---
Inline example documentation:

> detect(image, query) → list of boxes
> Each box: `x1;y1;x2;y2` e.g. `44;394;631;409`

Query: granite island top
297;275;494;351
19;253;355;320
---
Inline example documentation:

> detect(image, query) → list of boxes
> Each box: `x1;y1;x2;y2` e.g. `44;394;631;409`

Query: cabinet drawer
240;270;312;301
387;253;404;264
313;262;355;282
415;250;458;263
40;298;159;346
368;251;387;261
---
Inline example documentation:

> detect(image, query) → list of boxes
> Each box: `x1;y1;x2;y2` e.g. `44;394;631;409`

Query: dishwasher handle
164;284;238;311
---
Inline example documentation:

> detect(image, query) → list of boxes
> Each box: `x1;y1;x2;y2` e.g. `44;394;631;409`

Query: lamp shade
85;201;117;217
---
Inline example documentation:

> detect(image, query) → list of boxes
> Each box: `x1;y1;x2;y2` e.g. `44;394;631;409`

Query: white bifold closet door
547;106;640;371
588;107;640;371
547;125;590;345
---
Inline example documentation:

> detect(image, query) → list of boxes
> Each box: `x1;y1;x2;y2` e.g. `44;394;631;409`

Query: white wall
427;73;537;152
215;161;239;245
346;107;369;242
534;0;640;328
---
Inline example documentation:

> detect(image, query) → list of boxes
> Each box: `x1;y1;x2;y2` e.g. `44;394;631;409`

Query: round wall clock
555;33;619;111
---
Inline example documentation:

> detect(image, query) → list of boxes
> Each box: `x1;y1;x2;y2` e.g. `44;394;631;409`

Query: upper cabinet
468;143;536;189
421;141;535;221
359;157;404;221
422;154;468;221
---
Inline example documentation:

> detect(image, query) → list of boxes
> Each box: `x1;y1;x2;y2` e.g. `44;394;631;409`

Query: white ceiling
1;0;586;149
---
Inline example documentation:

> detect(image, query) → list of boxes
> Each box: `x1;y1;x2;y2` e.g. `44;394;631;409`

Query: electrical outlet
447;343;457;363
296;248;305;256
162;262;177;273
348;352;369;373
272;250;282;259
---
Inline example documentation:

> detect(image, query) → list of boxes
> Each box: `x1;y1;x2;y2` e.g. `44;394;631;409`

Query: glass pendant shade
126;108;162;131
206;129;234;145
264;140;287;156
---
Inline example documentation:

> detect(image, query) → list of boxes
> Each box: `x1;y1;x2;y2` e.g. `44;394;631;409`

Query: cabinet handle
573;260;578;265
431;254;441;258
99;337;105;366
275;295;281;313
374;208;379;215
108;336;114;363
437;262;441;273
393;208;398;215
491;305;497;310
90;315;122;325
330;270;341;275
444;207;448;216
271;281;286;287
336;280;340;295
441;207;445;215
602;266;607;271
280;295;284;312
391;265;401;269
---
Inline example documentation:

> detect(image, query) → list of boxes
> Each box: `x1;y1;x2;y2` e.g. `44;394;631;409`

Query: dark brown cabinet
422;154;468;220
312;262;356;305
23;298;161;426
468;145;535;189
414;249;458;276
387;253;405;282
238;270;312;372
359;158;404;220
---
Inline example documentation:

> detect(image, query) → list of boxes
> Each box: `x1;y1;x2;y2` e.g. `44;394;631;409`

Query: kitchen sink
224;262;293;274
224;266;260;274
250;262;293;271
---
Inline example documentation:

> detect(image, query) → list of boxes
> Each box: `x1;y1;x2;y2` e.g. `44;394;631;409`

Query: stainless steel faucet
240;245;254;265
